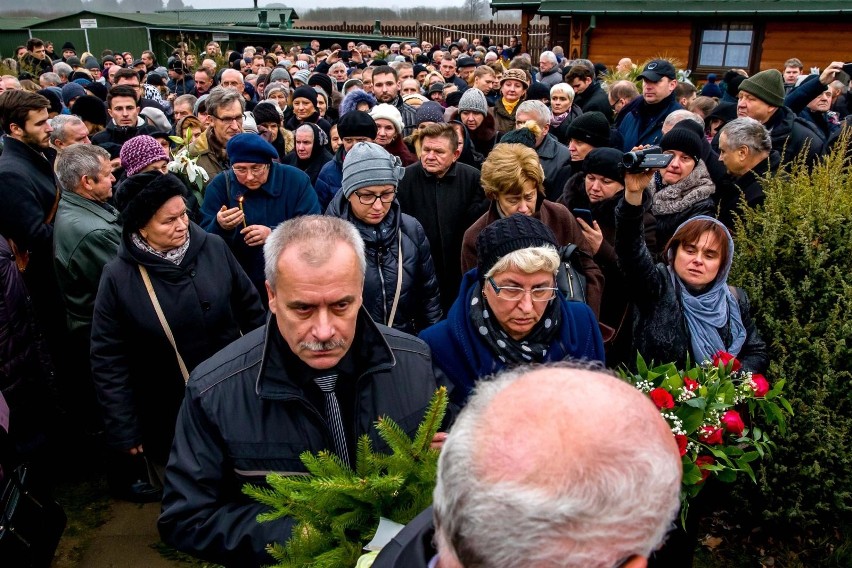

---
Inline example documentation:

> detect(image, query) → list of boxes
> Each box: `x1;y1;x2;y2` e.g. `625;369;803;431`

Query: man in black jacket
91;85;157;158
564;64;613;122
159;215;453;568
396;124;487;312
0;90;63;335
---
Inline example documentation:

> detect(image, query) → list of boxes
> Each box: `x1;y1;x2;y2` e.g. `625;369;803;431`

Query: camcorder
621;146;674;173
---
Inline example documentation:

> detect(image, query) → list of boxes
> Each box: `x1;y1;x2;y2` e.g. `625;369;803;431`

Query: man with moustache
159;215;452;568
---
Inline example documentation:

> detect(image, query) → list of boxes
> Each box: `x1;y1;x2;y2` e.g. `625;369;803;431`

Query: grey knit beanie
458;88;488;116
341;142;405;198
739;69;785;108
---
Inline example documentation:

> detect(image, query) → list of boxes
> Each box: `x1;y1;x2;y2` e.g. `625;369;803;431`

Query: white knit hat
369;103;404;134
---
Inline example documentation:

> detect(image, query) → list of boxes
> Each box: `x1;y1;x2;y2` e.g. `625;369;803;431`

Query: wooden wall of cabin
583;17;693;68
759;20;852;72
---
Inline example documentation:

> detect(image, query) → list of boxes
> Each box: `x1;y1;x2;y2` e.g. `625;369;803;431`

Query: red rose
751;374;770;397
674;434;688;456
698;425;724;445
721;410;745;436
650;388;675;410
683;378;699;392
713;351;742;372
695;455;715;483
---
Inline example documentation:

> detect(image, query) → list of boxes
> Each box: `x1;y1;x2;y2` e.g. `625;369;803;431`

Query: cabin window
696;23;754;69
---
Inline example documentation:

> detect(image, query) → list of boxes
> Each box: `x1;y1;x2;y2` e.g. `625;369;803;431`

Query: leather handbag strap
138;265;190;383
386;231;403;328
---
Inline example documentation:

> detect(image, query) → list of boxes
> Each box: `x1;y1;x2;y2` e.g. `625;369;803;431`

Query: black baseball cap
638;59;676;82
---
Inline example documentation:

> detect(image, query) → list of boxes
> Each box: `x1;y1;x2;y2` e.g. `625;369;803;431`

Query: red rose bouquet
620;351;792;523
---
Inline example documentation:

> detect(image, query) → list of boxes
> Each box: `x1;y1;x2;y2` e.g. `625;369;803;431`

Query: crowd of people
0;32;849;567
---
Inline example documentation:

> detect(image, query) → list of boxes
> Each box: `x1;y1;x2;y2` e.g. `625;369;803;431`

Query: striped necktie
312;374;350;466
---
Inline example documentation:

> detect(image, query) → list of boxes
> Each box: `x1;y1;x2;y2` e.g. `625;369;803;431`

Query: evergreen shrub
729;134;852;555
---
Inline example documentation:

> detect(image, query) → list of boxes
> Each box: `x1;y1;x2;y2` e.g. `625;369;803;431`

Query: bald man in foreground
373;363;683;568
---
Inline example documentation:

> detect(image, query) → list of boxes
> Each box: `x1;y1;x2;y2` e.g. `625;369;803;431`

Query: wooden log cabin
490;0;852;79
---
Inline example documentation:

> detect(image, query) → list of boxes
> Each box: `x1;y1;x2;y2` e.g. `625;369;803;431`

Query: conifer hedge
729;134;852;558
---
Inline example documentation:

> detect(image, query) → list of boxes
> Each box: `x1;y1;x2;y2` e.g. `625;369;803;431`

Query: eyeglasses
354;190;396;205
232;164;269;177
213;114;244;124
487;277;557;302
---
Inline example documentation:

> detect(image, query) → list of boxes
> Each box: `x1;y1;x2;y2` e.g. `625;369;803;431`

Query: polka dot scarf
468;281;562;366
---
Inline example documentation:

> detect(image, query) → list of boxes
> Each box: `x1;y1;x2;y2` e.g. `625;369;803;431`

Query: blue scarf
666;215;746;363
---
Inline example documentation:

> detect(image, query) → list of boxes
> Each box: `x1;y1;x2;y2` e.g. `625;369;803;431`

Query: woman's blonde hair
485;246;561;279
480;143;544;199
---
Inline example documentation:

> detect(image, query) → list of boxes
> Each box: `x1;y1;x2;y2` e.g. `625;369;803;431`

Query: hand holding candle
237;195;247;228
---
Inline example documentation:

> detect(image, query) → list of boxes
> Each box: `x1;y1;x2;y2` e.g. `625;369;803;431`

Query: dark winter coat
285;111;331;138
614;198;768;372
397;161;488;312
574;81;613;122
420;270;605;403
550;105;584;146
461;200;605;317
371;507;436;568
763;105;825;167
537;133;570;196
716;150;781;231
313;147;345;210
617;94;683;151
158;309;454;568
91;121;158;158
0;137;63;328
53;191;122;332
326;195;443;334
0;237;54;447
200;163;321;298
90;223;265;461
558;176;658;363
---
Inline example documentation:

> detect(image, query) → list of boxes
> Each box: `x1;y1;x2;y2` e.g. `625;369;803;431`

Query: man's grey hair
173;93;197;111
539;50;557;65
55;143;110;193
49;114;86;146
40;72;60;86
516;99;552;126
264;215;366;287
329;61;347;73
205;86;245;117
663;109;704;130
720;117;772;155
53;62;72;80
433;362;682;568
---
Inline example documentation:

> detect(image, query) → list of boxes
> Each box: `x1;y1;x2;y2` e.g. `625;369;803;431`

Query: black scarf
468;281;562;364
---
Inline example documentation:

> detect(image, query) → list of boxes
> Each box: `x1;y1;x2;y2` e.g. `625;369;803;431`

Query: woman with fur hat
90;173;265;473
326;142;443;334
421;214;604;404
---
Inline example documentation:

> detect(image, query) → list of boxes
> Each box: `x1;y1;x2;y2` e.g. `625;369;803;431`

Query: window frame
690;21;763;76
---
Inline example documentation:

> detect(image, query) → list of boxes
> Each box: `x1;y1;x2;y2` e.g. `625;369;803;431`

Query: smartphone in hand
573;208;594;226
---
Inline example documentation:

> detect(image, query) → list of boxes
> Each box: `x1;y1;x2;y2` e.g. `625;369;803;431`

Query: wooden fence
295;22;551;59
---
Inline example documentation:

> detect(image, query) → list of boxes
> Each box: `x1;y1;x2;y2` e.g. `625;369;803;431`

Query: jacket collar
535;133;560;159
61;191;120;222
255;306;397;399
1;136;56;177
